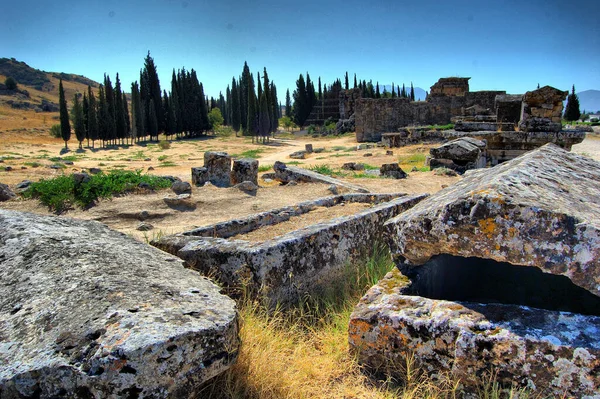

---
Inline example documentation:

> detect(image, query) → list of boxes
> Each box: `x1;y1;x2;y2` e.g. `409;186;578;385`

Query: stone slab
0;210;239;398
273;161;369;193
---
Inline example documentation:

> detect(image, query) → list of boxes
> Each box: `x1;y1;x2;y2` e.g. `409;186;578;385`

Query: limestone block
379;163;407;179
0;210;239;398
430;137;484;162
0;182;16;201
191;166;209;186
204;151;232;187
171;180;192;194
231;158;259;185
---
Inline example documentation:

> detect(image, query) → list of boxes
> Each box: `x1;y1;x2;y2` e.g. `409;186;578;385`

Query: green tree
143;52;163;136
375;81;381;98
292;74;307;126
231;78;241;134
564;85;581;122
258;91;270;142
285;89;291;118
130;82;144;143
208;107;224;131
58;79;70;149
240;62;251;131
246;73;258;136
123;92;131;143
147;98;158;138
114;73;127;144
71;93;85;149
5;76;17;90
344;72;349;90
87;86;99;148
104;74;117;144
353;73;357;89
270;82;279;133
410;82;415;101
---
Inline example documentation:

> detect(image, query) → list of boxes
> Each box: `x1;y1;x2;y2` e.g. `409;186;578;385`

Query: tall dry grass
197;244;536;399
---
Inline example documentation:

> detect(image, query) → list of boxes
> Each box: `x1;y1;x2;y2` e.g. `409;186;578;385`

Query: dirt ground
1;128;598;242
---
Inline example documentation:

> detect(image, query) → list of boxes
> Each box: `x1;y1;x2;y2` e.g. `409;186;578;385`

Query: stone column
204;152;232;187
231;158;259;185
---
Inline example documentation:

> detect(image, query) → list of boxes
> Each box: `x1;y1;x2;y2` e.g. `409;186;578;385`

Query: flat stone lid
385;144;600;297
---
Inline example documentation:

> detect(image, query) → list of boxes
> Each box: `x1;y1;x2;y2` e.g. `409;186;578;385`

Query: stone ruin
153;193;426;307
0;209;239;397
191;151;258;188
348;144;600;397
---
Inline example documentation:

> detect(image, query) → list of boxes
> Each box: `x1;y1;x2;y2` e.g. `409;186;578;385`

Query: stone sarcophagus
349;144;600;397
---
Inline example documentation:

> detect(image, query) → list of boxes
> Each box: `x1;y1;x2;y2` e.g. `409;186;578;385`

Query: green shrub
158;140;171;150
23;170;171;212
258;164;273;172
308;164;335;176
50;124;61;138
5;77;17;90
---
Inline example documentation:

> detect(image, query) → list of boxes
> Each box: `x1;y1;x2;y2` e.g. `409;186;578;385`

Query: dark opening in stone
399;254;600;316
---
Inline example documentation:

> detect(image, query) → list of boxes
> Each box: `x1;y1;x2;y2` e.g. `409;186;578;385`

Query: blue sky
3;0;599;99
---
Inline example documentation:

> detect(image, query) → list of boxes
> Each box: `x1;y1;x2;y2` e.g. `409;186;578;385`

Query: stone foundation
152;193;426;307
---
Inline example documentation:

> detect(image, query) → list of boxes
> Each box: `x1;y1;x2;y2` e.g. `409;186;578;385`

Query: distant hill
578;90;600;114
377;84;428;101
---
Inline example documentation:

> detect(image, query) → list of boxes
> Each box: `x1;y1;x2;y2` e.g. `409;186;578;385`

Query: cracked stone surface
0;209;239;398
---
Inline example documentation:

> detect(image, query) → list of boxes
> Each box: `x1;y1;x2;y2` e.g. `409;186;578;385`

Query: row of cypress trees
224;62;280;141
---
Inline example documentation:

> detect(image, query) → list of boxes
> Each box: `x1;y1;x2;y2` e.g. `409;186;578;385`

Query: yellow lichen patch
491;196;505;205
507;227;518;238
348;320;372;346
478;218;497;238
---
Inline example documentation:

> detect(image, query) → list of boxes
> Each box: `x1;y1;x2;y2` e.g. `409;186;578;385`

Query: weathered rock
386;150;394;156
233;181;258;193
171;180;192;195
0;210;239;398
0;183;16;201
430;137;485;162
349;269;600;398
136;222;154;231
191;166;209;186
289;150;307;159
379;163;407;179
73;172;90;185
342;162;364;171
163;193;195;209
328;184;338;195
4;166;13;171
363;153;372;157
273;161;369;193
305;144;313;153
138;182;151;190
386;144;600;296
204;152;232;187
231;158;258;186
518;117;562;133
14;180;32;193
261;172;276;180
520;86;567;127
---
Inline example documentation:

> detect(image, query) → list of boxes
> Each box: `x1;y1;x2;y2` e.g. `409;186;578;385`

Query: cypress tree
240;62;250;130
391;83;396;98
376;81;381;98
114;73;126;144
82;92;89;143
58;79;70;149
285;89;291;117
231;78;241;134
131;82;144;143
71;93;85;149
410;82;415;101
122;92;131;144
246;73;258;136
257;72;262;100
97;84;108;145
143;52;163;135
218;92;227;125
345;72;349;90
353;73;357;89
198;82;210;133
226;85;232;128
318;77;322;100
292;74;307;126
87;86;99;148
171;70;182;135
564;85;581;121
270;82;279;133
258;91;270;143
148;98;158;138
104;74;116;144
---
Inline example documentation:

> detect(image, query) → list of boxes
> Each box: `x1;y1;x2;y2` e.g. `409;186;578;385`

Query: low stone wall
153;193;427;306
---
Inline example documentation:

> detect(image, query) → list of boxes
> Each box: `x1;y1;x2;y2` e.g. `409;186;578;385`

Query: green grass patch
158;161;177;167
158;155;169;162
307;164;335;176
398;153;427;166
362;163;380;170
132;150;147;159
425;123;454;130
352;172;379;179
286;161;302;165
23;170;171;213
328;153;351;158
24;161;42;168
258;164;273;173
237;149;265;159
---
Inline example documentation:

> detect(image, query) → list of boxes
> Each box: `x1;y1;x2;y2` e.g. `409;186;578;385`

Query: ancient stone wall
465;90;505;110
339;88;362;119
496;94;523;124
429;77;470;96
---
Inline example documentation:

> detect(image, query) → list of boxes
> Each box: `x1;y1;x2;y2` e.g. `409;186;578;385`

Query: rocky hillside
0;58;99;134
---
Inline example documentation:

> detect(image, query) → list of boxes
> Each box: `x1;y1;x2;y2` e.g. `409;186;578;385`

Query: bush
158;140;171;150
5;77;17;90
23;170;172;212
50;124;61;138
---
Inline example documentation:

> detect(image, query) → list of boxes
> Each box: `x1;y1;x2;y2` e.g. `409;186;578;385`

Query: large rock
273;161;369;193
0;183;16;201
0;210;239;398
191;166;209;186
385;144;600;297
429;137;485;162
379;163;407;179
204;151;232;187
230;158;258;186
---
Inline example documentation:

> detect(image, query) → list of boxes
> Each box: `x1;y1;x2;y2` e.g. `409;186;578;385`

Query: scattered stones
138;210;150;220
0;209;239;397
147;166;155;171
261;172;276;180
4;166;13;171
161;175;181;183
289;150;307;159
63;160;74;165
0;183;16;202
144;157;152;161
305;143;313;153
191;166;209;186
171;180;192;195
379;163;407;179
363;153;372;157
287;180;298;186
136;222;154;231
233;181;258;193
386;150;394;155
231;158;259;186
20;166;26;170
429;137;486;174
204;151;232;187
138;182;151;190
328;184;339;195
89;167;102;174
273;161;369;193
342;162;365;171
